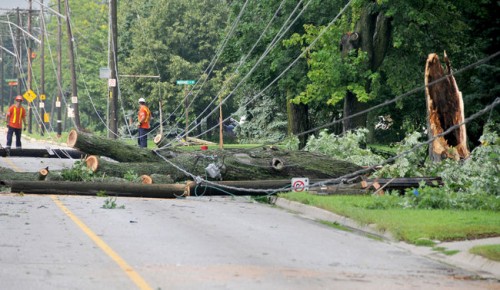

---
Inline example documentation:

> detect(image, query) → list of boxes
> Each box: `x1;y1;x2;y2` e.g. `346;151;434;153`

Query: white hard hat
138;98;146;103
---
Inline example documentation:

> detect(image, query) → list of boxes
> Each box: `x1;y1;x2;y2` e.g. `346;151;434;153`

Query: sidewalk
274;197;500;280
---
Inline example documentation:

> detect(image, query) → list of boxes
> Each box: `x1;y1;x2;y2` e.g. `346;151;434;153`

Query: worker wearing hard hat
5;95;27;149
137;97;151;148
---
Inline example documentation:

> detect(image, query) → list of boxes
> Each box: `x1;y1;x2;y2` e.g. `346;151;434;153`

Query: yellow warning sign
40;94;46;101
23;89;37;103
44;113;50;123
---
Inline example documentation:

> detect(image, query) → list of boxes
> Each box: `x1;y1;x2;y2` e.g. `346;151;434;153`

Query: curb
274;197;395;241
274;197;500;280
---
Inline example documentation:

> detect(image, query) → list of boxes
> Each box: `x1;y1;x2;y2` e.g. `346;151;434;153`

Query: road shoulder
274;197;500;280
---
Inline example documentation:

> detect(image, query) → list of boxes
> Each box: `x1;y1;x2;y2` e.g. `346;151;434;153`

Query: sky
0;0;41;11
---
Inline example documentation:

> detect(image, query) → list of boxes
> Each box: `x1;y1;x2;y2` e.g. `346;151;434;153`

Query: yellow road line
2;157;23;172
50;195;153;290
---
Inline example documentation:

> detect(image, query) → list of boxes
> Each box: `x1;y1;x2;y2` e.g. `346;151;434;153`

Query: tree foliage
3;0;496;146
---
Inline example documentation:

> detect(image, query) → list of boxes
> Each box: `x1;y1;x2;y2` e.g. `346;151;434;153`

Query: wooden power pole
40;0;46;136
56;0;63;136
108;0;118;138
64;0;81;129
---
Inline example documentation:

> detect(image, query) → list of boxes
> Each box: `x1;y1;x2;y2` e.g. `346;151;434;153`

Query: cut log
38;167;49;181
85;155;186;180
425;52;470;161
154;134;168;148
140;175;153;184
2;180;190;198
1;148;84;159
67;129;162;162
0;167;49;181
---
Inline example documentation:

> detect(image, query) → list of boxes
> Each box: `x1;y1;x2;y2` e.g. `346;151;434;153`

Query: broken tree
67;129;165;162
83;148;362;182
424;52;470;161
65;130;363;182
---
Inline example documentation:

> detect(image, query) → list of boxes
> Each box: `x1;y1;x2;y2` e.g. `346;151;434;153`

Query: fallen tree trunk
1;148;85;159
85;148;363;182
425;52;470;161
2;180;189;198
67;129;163;162
0;167;52;181
85;155;187;180
1;177;444;197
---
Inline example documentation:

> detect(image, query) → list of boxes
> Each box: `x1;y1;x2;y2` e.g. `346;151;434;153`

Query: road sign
176;80;195;85
108;78;116;87
40;94;46;101
99;67;111;79
291;177;309;192
8;81;17;86
23;89;37;103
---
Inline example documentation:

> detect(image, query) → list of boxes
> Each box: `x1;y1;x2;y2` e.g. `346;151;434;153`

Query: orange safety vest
138;105;151;129
7;105;26;129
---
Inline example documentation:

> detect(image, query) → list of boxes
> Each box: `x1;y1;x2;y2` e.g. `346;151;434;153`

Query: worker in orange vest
137;97;151;148
5;95;27;149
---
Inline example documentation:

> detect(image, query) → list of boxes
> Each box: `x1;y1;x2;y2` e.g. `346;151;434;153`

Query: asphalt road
0;129;498;289
1;194;497;290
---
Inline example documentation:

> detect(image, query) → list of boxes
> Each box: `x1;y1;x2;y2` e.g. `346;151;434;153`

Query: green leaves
304;128;385;166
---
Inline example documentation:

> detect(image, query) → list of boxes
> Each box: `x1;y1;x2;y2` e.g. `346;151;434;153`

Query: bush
368;128;500;211
304;128;385;166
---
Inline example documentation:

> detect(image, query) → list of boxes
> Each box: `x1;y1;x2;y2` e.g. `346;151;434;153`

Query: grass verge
469;244;500;261
279;191;500;244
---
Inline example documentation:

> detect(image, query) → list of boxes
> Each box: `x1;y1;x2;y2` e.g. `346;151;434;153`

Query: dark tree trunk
340;3;391;132
343;91;369;132
287;89;309;149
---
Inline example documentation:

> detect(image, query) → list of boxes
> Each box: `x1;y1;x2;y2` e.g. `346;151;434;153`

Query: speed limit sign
291;177;309;192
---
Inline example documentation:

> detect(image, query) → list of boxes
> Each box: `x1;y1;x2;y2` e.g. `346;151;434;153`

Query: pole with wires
108;0;118;138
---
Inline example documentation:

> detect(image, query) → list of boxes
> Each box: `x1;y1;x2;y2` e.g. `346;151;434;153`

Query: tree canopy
1;0;497;146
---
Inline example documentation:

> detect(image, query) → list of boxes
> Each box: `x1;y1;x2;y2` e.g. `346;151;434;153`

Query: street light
0;20;41;44
30;0;67;19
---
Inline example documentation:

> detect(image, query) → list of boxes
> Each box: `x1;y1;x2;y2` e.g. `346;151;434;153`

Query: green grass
469;244;500;261
432;246;460;256
280;192;500;244
25;130;69;143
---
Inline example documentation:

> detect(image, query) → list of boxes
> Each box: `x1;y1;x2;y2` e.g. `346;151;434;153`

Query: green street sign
176;80;195;85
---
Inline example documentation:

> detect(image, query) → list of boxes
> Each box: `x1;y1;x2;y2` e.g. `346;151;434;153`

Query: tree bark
84;148;362;182
0;168;47;181
424;52;470;161
287;89;310;149
1;148;85;159
67;129;164;162
3;180;189;198
85;155;187;181
340;3;391;132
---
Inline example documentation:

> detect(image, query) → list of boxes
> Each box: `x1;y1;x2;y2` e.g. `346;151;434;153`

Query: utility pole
16;8;21;96
27;0;33;134
0;39;3;113
64;0;81;129
56;0;62;136
108;0;118;138
40;0;46;136
219;94;223;149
